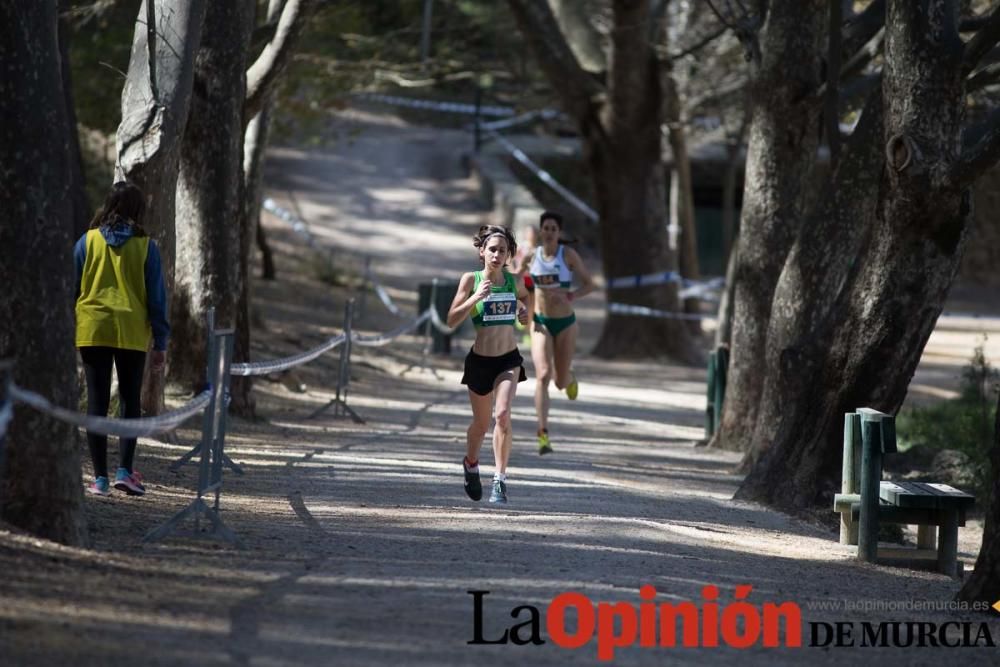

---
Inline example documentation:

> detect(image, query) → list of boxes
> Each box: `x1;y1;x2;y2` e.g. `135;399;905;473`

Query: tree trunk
957;390;1000;604
508;0;699;361
711;0;827;451
246;110;277;280
58;0;91;240
663;73;700;329
116;0;207;414
737;0;970;509
714;237;738;350
0;1;87;546
242;0;316;283
171;0;254;406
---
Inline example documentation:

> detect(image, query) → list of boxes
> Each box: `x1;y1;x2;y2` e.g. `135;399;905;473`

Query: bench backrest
843;408;896;496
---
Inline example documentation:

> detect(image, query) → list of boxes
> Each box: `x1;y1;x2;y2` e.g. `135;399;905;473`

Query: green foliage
897;337;997;500
270;0;547;145
65;0;140;134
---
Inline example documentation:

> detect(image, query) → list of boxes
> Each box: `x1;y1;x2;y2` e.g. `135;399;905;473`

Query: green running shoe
537;429;553;455
565;374;578;400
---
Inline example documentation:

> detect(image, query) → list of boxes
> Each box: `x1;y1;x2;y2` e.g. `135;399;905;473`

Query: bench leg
936;510;959;579
840;512;858;545
917;524;936;550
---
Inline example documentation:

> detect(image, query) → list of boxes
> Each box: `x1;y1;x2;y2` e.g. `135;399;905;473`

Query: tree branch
146;0;159;105
953;106;1000;188
506;0;604;123
244;0;317;122
826;0;843;169
967;62;1000;93
705;0;763;61
667;24;729;61
547;0;606;73
841;0;884;60
963;3;1000;76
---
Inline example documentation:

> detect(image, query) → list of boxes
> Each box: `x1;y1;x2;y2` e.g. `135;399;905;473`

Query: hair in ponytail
539;210;577;245
89;181;147;236
472;224;517;257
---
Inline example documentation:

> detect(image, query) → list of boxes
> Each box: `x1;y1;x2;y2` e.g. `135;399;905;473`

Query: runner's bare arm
517;274;532;325
566;247;596;301
447;272;488;328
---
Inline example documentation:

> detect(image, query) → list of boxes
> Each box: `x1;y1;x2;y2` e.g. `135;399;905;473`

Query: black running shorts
461;347;527;396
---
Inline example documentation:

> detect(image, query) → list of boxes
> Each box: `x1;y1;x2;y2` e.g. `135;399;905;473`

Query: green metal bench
833;408;975;579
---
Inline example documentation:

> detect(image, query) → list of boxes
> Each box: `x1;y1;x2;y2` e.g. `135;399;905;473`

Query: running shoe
463;458;482;501
87;476;110;496
537;430;553;455
489;479;508;504
113;468;146;496
565;373;579;400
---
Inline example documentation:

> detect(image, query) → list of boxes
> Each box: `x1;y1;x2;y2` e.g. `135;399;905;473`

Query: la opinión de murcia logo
468;586;997;661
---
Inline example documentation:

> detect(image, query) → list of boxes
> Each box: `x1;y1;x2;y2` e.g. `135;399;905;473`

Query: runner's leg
491;370;518;474
553;321;579;391
531;324;553;432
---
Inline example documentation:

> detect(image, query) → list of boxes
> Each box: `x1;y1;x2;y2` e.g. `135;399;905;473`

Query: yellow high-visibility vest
75;229;151;351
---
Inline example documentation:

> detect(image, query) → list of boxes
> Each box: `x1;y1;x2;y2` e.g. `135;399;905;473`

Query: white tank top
529;245;573;289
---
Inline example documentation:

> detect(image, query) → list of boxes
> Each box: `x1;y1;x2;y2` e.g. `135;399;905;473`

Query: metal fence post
145;328;241;546
169;308;243;474
358;255;372;321
0;360;13;506
309;298;364;423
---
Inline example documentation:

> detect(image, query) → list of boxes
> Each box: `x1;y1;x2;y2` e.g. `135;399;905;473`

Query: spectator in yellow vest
75;181;169;497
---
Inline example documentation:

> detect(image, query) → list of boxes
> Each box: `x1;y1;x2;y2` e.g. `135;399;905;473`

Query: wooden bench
832;408;975;579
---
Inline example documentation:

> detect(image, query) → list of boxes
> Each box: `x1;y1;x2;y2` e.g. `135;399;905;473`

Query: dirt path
2;109;999;666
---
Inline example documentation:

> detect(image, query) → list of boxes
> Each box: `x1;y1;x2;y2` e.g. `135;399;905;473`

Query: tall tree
958;387;1000;603
735;0;1000;510
708;0;827;450
508;0;700;361
116;0;207;414
0;1;87;546
242;1;316;295
58;0;91;240
170;0;254;405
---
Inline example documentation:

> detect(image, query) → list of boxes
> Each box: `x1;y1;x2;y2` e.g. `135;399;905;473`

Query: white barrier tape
678;277;725;301
352;310;432;347
485;129;599;223
264;198;405;319
357;93;516;118
372;282;402;316
480;108;564;132
230;333;348;376
262;198;318;248
0;399;11;440
9;384;211;438
608;302;713;321
608;270;724;295
427;304;461;335
608;271;681;289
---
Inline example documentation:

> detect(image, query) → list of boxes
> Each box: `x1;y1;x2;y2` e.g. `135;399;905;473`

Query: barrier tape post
170;309;244;475
0;359;12;506
421;279;438;355
145;328;242;546
473;85;483;153
309;299;364;423
358;255;372;321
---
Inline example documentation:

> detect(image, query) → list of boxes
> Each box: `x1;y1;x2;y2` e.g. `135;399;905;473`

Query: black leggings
79;346;146;478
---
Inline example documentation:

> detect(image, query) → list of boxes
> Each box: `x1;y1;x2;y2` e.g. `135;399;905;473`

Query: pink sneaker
113;469;145;496
87;477;111;496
